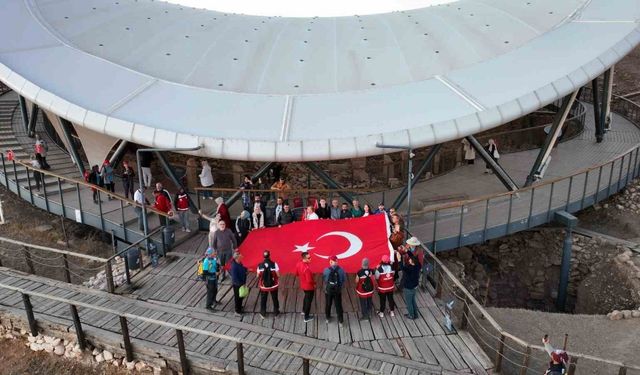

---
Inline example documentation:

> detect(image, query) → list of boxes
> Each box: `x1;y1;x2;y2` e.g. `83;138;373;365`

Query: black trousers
260;290;280;315
33;171;42;190
379;292;396;312
325;292;344;323
205;279;218;308
159;215;168;227
233;285;243;313
302;290;314;319
123;180;134;199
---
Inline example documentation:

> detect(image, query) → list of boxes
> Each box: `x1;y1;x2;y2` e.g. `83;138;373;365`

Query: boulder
125;361;136;370
135;361;147;371
29;342;42;351
632;310;640;318
43;343;54;353
54;345;65;356
610;310;623;320
103;350;114;361
35;224;53;232
622;310;633;319
95;353;104;363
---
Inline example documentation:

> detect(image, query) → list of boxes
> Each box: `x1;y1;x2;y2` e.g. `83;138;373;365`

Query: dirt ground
0;337;131;375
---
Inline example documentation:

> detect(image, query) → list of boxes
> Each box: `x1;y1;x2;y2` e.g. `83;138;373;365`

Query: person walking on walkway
461;138;475;165
239;174;253;212
257;251;280;318
235;210;251;244
215;196;231;228
230;251;248;316
139;151;153;188
199;160;214;199
100;160;115;199
355;258;376;320
401;253;421;320
484;138;500;174
133;186;149;231
175;187;190;232
322;256;346;326
153;189;171;227
88;165;103;204
122;161;135;200
211;220;237;282
202;248;219;310
29;154;43;191
34;134;50;169
375;255;396;318
295;252;315;323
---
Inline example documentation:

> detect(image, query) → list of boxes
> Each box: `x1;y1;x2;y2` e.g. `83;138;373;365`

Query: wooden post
435;270;443;299
21;293;38;336
175;329;190;375
519;346;531;375
69;304;86;350
460;296;470;329
495;334;505;373
567;356;578;375
236;342;245;375
62;254;71;283
482;277;491;307
618;366;627;375
123;256;131;285
105;262;115;293
303;358;310;375
22;246;35;274
563;333;569;351
119;316;134;362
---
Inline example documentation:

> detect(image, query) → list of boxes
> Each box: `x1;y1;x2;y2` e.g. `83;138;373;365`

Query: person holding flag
257;251;280;318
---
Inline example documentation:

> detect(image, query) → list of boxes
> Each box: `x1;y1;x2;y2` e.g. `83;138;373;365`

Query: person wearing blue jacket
230;251;248;316
401;253;421;320
202;248;219;311
322;256;347;325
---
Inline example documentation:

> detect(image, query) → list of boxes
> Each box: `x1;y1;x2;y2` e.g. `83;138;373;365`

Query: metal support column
59;118;85;176
224;162;274;207
466;136;518;191
18;96;29;132
525;91;578;186
554;211;577;312
592;78;603;143
601;66;614;132
153;151;198;212
27;103;39;137
108;140;129;170
304;162;355;203
391;144;443;210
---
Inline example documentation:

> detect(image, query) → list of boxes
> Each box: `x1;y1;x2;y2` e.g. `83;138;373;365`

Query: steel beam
224;162;274;207
26;103;39;137
108;140;129;169
304;162;354;203
466;135;518;192
153;151;198;213
601;66;614;132
592;78;603;143
524;91;578;186
18;96;29;132
59;118;85;176
391;144;443;210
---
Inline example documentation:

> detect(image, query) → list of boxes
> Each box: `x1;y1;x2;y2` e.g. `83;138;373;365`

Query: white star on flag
293;242;315;252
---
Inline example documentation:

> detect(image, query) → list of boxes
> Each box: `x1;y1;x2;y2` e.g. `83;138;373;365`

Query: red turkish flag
238;214;394;274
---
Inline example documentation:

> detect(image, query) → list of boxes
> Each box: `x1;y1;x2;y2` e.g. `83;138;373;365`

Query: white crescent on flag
314;231;363;259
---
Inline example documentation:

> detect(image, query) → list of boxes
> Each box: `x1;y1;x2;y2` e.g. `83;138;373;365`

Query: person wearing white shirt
133;187;149;231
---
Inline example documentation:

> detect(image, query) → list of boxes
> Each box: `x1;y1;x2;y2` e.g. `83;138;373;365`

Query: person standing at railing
270;176;291;201
239;174;253;212
134;186;149;231
315;198;331;219
29;154;43;192
543;336;569;375
330;199;341;220
175;187;190;232
199;160;214;200
351;199;364;218
34;134;50;169
88;165;103;204
202;248;219;310
484;139;500;174
100;160;115;200
375;255;396;318
122;161;135;200
139;151;153;188
461;138;475;165
153;189;171;227
401;253;421;320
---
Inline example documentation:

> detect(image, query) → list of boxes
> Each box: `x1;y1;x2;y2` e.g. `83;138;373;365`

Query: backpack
327;267;341;295
262;262;274;287
196;259;205;281
361;271;374;293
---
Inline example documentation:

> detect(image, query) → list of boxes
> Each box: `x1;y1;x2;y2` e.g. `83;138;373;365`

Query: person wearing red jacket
295;252;315;323
214;197;232;229
154;190;171;227
175;187;190;232
355;258;376;320
374;255;396;318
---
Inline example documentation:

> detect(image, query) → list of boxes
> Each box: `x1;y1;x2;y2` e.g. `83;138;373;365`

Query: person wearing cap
355;258;376;320
295;252;316;323
122;160;136;200
543;336;569;375
230;251;248;316
375;255;396;318
322;256;347;325
257;251;280;318
401;252;421;320
100;159;115;200
405;236;427;287
202;248;219;310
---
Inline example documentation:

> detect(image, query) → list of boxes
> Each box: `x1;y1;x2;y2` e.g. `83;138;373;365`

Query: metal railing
0;280;381;375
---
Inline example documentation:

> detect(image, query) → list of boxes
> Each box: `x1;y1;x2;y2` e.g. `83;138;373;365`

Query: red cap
551;351;568;364
103;159;110;164
329;255;338;261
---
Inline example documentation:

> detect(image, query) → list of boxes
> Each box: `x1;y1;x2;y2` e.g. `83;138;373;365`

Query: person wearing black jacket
315;198;331;219
339;203;353;219
230;252;248;316
235;210;251;244
277;204;295;226
401;253;421;320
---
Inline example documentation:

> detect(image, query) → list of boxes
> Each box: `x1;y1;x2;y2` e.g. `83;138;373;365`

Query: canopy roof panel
0;0;639;161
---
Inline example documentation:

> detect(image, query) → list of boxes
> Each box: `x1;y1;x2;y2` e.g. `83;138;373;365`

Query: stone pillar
186;158;198;190
433;152;441;175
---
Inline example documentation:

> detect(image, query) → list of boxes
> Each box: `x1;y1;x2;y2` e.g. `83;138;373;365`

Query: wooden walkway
0;267;489;374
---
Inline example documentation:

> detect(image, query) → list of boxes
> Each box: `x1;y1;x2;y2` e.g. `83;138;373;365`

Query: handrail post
618;366;627;375
119;316;134;362
105;261;115;293
567;357;578;375
123;255;131;284
58;178;66;218
176;329;190;375
120;199;128;242
97;190;105;232
62;254;71;283
495;334;505;373
69;304;86;350
26;168;34;204
22;293;38;336
460;296;470;329
236;342;245;375
303;358;310;375
75;183;84;223
1;153;8;187
519;346;531;375
42;178;50;212
22;246;35;274
12;160;20;199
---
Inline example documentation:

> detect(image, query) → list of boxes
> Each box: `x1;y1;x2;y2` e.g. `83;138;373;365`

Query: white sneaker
185;228;191;232
378;312;384;318
390;311;395;317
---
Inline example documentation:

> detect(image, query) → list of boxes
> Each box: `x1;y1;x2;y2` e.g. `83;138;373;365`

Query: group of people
461;138;501;174
198;235;425;325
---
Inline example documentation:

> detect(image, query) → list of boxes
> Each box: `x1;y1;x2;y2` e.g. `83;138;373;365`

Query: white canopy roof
1;0;639;161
